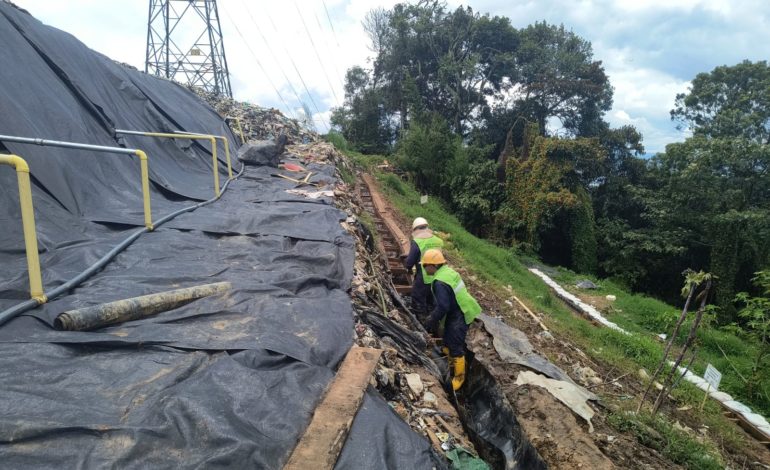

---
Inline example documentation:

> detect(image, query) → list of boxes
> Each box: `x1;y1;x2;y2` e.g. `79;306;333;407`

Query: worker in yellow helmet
404;217;444;319
421;248;481;391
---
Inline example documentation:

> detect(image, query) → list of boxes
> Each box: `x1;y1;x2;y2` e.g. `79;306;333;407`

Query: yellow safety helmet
412;217;429;231
421;248;446;265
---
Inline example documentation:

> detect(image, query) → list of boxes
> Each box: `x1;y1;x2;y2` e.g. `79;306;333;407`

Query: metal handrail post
134;150;153;230
0;154;46;303
223;137;232;178
172;130;232;179
225;116;245;145
0;135;154;230
116;130;222;197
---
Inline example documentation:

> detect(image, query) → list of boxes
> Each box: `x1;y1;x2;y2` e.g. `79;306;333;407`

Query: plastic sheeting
0;3;440;467
461;356;547;470
335;387;448;470
478;314;596;399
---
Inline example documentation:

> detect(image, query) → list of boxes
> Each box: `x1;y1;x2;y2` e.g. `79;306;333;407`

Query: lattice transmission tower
145;0;232;97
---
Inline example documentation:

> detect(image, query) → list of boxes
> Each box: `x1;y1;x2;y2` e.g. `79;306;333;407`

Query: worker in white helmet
404;217;444;318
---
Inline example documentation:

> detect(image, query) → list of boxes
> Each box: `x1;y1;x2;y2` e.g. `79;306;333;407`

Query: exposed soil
467;324;677;469
354;171;770;469
463;266;770;468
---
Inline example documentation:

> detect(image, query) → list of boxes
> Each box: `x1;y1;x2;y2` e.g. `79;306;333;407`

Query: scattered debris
478;314;588;387
191;87;318;144
286;189;335;199
446;446;490;470
572;364;603;386
405;373;424;397
576;280;599;289
330;160;481;463
281;163;305;172
536;330;554;342
288;141;340;164
512;295;549;332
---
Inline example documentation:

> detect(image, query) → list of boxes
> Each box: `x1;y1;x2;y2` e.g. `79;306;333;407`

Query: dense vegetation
340;152;761;463
330;0;770;325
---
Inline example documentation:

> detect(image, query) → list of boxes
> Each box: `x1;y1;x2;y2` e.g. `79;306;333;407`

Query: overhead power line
219;4;296;119
314;10;345;90
294;2;340;105
321;0;341;48
260;5;329;132
239;0;306;112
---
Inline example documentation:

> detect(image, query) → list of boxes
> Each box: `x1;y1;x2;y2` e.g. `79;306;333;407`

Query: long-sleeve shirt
427;279;463;328
405;240;421;272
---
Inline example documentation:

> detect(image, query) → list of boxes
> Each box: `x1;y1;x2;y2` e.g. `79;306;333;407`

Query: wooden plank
394;285;412;295
422;416;445;453
513;295;549;332
284;346;382;470
362;174;411;255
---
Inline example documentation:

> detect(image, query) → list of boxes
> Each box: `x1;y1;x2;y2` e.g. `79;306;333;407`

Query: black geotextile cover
0;3;439;468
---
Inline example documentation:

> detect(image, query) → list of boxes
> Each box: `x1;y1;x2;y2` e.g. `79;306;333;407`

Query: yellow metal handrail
116;130;226;197
0;135;154;230
0;154;45;303
172;131;233;179
135;150;153;229
225;116;246;145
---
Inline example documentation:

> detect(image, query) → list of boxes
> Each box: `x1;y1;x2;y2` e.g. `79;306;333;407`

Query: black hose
0;164;245;327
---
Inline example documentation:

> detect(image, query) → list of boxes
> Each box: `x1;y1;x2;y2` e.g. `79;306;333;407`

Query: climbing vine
496;123;605;271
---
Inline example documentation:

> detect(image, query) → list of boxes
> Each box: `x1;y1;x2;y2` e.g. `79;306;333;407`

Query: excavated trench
357;173;547;470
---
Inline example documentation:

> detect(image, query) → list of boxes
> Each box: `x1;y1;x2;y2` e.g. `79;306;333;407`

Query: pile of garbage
191;87;486;464
329;155;487;467
191;88;318;144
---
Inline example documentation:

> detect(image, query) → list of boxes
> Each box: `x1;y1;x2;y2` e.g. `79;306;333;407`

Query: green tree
614;137;770;312
330;66;393;154
515;22;613;137
447;144;504;237
671;60;770;144
396;113;461;199
374;2;518;134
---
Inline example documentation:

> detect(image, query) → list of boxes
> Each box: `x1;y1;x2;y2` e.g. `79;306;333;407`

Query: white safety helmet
412;217;429;231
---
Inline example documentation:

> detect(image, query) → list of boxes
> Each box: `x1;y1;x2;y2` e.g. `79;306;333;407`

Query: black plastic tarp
0;3;439;467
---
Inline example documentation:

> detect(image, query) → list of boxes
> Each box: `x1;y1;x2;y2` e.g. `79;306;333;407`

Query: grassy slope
340;149;765;468
550;268;767;413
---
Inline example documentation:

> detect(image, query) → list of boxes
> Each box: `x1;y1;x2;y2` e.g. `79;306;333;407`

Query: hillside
337;146;770;468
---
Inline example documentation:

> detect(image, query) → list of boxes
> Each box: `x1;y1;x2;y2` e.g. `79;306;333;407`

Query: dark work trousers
443;312;469;357
411;267;431;315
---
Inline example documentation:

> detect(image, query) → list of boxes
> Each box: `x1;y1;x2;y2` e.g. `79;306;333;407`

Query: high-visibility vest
414;234;443;279
431;266;481;325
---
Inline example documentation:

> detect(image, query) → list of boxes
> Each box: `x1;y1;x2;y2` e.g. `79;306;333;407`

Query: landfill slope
0;3;440;468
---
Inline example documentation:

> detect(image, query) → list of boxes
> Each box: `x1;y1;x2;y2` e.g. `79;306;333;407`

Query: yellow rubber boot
451;355;466;391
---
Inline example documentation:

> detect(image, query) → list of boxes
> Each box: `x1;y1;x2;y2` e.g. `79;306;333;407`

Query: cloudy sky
12;0;770;153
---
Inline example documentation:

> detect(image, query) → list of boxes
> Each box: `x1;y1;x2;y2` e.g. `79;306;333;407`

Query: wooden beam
284;346;382;470
361;174;411;255
513;295;549;332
